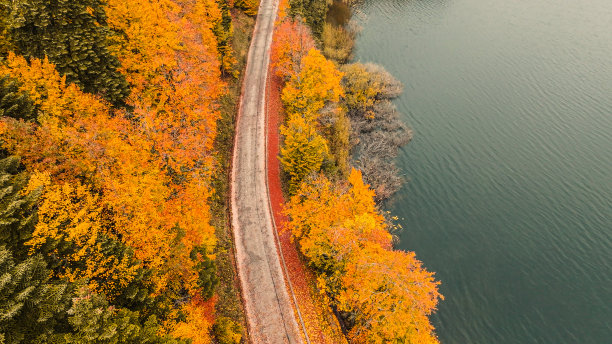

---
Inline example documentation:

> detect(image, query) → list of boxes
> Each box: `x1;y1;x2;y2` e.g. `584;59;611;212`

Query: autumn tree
284;170;390;263
2;0;129;106
270;19;315;80
281;48;344;120
0;51;218;297
278;48;345;188
283;170;390;294
340;244;441;344
284;170;441;343
172;298;215;344
1;1;230;341
280;115;329;193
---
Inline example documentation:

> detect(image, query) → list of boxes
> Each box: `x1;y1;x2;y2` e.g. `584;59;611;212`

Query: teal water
353;0;612;342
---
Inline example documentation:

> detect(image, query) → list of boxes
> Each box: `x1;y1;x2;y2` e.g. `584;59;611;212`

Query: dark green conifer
3;0;129;106
0;156;39;259
0;2;12;55
0;246;73;344
191;246;218;299
61;287;188;344
0;75;37;122
213;0;234;75
94;235;157;313
288;0;328;38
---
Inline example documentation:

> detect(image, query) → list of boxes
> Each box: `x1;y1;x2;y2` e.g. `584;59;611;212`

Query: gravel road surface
230;0;303;342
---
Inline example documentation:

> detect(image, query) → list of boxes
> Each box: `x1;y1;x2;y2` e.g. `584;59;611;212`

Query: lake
353;0;612;342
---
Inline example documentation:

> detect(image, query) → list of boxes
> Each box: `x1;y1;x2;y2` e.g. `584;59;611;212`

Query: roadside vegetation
0;0;253;342
273;0;442;342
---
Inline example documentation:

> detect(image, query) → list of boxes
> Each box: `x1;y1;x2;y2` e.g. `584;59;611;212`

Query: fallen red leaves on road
266;66;347;344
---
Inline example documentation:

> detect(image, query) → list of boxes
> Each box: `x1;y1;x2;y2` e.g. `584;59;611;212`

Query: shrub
321;23;355;63
213;317;243;344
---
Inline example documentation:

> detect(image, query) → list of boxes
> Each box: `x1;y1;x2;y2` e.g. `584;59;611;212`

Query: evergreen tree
3;0;129;106
0;246;73;344
288;0;328;39
94;235;157;313
0;75;37;121
190;246;218;300
0;156;39;259
0;2;12;55
59;287;188;344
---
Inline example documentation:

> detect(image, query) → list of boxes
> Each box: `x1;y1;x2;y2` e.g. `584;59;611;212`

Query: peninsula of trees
272;0;442;342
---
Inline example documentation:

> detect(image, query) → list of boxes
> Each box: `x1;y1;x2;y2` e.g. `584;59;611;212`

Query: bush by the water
341;63;411;202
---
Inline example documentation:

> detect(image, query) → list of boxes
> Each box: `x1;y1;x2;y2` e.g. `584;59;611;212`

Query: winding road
229;0;303;342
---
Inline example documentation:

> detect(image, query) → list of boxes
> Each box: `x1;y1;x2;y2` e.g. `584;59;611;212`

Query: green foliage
58;287;187;344
212;316;242;344
0;75;37;122
91;236;157;313
321;23;354;63
0;246;73;344
2;0;129;106
234;0;259;16
213;0;237;76
319;108;350;177
288;0;328;38
190;246;218;300
0;156;39;259
0;2;12;56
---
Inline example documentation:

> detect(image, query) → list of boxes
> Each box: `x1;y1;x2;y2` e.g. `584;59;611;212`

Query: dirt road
229;0;303;342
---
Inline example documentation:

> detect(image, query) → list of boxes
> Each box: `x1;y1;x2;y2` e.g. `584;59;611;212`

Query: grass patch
211;9;255;341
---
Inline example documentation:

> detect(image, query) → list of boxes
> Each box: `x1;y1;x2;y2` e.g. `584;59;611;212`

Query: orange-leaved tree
0;51;215;294
104;0;224;290
340;243;442;344
284;170;441;343
271;19;315;80
278;48;344;190
283;170;391;293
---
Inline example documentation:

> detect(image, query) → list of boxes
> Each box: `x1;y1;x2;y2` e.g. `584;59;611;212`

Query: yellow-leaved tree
280;115;329;193
284;170;442;343
340;243;441;344
25;172;141;297
281;48;344;120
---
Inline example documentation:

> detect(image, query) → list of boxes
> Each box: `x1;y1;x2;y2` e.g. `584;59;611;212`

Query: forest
0;0;440;343
0;0;257;342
